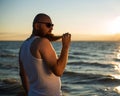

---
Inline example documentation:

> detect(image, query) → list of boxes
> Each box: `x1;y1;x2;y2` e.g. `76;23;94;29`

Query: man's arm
19;55;29;95
39;33;71;76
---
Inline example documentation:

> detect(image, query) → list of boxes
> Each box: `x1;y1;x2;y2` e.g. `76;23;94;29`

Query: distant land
72;33;120;41
0;33;120;41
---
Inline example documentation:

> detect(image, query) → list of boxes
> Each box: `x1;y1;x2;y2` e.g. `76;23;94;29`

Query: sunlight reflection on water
113;46;120;94
114;86;120;94
117;53;120;60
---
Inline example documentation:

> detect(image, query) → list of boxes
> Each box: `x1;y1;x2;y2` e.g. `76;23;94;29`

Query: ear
34;23;39;30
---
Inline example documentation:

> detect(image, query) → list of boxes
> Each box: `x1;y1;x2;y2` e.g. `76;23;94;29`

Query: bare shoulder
40;37;50;44
30;37;51;59
32;37;49;46
36;37;52;52
37;38;50;47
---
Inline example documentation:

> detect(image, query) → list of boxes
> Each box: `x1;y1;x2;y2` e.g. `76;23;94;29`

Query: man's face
37;16;54;37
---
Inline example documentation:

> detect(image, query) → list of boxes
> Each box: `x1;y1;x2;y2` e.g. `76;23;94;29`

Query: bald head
32;13;53;37
33;13;52;27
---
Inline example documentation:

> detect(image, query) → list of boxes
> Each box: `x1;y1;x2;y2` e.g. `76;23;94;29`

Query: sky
0;0;120;41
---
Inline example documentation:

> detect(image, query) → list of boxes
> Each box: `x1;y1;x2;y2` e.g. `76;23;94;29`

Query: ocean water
0;41;120;96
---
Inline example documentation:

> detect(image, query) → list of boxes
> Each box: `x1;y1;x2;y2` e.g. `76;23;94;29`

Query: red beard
44;34;62;41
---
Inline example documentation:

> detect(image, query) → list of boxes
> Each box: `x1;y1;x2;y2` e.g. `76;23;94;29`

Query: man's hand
62;33;71;49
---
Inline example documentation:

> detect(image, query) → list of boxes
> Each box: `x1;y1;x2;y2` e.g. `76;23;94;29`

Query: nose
48;27;53;33
50;26;53;30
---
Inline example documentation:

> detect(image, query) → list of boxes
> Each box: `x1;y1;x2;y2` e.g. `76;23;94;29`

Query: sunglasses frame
37;22;54;28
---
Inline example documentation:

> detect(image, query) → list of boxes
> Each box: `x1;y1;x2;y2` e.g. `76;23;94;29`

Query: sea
0;41;120;96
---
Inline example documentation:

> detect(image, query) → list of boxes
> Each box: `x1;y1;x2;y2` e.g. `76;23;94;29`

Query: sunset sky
0;0;120;41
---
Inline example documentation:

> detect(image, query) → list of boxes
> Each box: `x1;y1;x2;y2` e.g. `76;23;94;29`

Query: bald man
19;13;71;96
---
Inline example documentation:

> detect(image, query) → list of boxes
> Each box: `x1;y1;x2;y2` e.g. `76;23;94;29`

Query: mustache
44;34;62;41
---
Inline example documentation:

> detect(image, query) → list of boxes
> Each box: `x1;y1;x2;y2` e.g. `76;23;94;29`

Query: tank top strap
29;36;40;44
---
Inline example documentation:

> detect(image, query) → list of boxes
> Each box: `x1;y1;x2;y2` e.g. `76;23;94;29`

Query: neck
30;33;35;38
31;30;40;37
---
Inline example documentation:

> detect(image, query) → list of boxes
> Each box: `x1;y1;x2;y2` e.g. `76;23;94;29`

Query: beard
44;33;62;41
34;30;62;41
43;29;62;41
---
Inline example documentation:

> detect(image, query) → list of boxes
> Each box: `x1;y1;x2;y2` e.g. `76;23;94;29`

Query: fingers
63;32;71;38
62;32;71;43
62;33;71;48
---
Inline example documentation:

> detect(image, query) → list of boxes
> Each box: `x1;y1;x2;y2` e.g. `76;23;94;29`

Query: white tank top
20;36;62;96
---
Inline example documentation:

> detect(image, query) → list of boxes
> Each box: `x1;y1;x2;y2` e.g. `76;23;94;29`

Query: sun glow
114;86;120;94
107;16;120;34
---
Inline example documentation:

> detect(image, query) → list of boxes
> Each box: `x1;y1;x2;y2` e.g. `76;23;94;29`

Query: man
19;13;71;96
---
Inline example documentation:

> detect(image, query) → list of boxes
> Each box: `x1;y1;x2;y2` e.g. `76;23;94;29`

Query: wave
0;78;24;96
69;52;100;58
68;61;113;68
0;63;19;70
0;49;19;58
71;51;90;56
0;53;17;58
113;58;120;62
2;48;19;54
62;71;120;86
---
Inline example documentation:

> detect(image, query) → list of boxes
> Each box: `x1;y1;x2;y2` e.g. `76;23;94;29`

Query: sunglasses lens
37;22;53;28
46;23;53;28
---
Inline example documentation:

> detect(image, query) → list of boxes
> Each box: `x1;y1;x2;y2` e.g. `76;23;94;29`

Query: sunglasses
37;22;54;28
